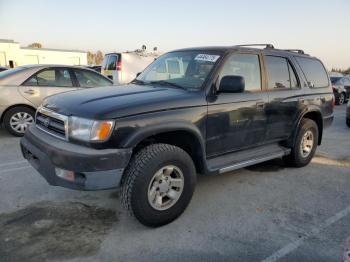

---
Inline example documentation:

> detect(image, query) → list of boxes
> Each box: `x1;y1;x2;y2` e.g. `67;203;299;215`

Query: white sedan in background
0;65;112;136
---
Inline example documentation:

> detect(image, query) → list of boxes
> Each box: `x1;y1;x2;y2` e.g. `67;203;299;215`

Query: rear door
19;67;77;107
263;55;304;142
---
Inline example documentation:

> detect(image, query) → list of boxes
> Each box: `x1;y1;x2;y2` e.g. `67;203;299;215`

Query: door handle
256;102;265;109
24;89;35;95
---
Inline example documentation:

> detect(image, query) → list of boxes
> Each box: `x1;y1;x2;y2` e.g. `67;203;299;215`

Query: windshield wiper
149;80;186;90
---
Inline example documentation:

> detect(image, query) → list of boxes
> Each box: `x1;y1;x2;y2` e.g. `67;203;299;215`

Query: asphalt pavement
0;105;349;262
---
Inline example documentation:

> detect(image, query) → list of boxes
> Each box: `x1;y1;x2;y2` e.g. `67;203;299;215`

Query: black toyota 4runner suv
21;44;334;227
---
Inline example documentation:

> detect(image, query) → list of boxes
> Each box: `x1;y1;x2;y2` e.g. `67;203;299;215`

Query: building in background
0;39;87;67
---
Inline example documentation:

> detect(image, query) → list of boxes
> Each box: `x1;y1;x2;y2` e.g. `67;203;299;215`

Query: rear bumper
20;125;132;190
323;115;334;129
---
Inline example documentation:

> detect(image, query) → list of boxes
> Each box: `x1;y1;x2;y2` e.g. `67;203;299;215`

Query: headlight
68;116;114;142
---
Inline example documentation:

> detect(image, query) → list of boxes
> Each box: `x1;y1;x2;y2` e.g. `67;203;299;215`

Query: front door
206;52;269;157
19;67;77;107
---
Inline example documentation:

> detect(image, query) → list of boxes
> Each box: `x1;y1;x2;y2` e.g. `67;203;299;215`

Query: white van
101;52;157;85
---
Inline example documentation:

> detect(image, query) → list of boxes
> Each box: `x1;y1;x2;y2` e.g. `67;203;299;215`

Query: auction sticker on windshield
194;54;220;63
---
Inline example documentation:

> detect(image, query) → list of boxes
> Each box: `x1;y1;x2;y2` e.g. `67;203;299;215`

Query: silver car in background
0;64;113;136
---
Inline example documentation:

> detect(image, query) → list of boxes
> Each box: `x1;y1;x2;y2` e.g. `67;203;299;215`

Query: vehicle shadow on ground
245;158;286;172
0;127;16;139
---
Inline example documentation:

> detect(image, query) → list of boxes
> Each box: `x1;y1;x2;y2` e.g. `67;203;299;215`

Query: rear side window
330;77;341;84
74;69;112;87
265;56;299;89
295;57;329;88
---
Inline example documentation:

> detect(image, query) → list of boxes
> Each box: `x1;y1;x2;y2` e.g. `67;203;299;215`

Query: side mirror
219;75;245;93
136;72;141;77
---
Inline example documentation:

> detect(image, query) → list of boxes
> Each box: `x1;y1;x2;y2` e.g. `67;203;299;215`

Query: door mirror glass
219;75;245;93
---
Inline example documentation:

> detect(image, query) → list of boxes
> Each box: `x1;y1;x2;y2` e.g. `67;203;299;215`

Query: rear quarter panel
0;85;36;120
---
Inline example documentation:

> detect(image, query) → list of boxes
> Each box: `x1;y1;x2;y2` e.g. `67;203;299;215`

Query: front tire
121;144;196;227
3;106;35;137
283;119;318;167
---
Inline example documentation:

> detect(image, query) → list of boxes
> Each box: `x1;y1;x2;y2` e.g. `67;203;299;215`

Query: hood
43;84;206;119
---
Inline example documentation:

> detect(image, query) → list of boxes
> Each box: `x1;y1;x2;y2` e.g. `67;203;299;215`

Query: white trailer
101;52;158;85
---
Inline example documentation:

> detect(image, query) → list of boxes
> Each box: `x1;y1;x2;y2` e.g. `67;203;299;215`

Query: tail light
116;61;122;71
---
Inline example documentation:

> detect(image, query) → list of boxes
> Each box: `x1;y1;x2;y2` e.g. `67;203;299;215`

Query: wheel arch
122;123;207;174
290;109;323;146
0;104;36;124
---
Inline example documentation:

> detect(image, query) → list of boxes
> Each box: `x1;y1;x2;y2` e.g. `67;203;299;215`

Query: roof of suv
171;45;313;58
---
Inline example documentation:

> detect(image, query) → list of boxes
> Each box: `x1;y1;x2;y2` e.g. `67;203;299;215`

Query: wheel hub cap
147;165;184;211
10;112;34;133
300;130;314;158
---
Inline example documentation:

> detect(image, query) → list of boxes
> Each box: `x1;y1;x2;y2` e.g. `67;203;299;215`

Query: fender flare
287;108;323;146
120;121;206;152
120;121;209;173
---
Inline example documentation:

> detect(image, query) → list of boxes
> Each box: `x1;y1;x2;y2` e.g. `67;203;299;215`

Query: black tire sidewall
130;145;196;227
3;107;35;137
339;93;345;105
293;119;318;166
346;118;350;128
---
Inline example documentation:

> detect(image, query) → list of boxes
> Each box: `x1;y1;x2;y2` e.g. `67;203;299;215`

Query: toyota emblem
43;117;50;127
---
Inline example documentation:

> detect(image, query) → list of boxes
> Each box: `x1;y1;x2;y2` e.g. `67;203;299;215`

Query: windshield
330;77;341;84
136;51;222;90
0;66;27;79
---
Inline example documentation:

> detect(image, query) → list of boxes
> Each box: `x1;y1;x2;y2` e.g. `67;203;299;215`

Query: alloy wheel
147;165;184;211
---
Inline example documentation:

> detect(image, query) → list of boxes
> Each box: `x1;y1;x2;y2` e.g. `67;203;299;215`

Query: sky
0;0;349;69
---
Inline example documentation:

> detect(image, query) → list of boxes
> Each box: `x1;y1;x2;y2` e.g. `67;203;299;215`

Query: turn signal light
55;168;75;181
90;121;114;141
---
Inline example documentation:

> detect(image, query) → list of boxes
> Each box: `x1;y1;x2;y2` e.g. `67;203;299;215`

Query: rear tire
283;119;318;167
336;92;346;105
121;143;196;227
3;106;35;137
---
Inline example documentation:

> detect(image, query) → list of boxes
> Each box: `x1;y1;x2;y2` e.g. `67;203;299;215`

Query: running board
206;144;291;174
219;151;289;173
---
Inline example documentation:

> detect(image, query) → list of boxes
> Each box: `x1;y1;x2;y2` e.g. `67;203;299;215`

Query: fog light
55;168;75;181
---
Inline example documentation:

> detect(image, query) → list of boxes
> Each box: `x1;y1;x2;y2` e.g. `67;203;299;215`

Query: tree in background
95;51;104;65
331;68;350;75
87;50;104;65
87;51;95;65
28;42;42;48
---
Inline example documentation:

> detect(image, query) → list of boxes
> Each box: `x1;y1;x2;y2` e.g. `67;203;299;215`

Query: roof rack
235;44;275;49
282;49;305;54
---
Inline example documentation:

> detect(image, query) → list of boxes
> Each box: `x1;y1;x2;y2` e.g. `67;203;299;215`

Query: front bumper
20;125;132;190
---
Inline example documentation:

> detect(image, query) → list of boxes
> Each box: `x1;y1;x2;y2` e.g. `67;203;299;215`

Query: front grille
35;107;68;140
